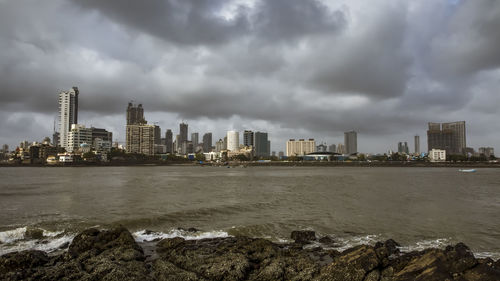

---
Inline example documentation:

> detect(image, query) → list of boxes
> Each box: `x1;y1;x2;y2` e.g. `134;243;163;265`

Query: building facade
191;132;199;147
243;130;254;147
286;139;315;156
202;133;212;152
126;124;156;155
126;103;146;125
58;87;79;150
429;149;446;162
427;121;466;155
227;131;239;151
254;132;270;157
398;142;409;154
67;124;92;152
165;129;173;153
344;131;357;155
414;135;420;154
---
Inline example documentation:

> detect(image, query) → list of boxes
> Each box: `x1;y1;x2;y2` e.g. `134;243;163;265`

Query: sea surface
0;166;499;259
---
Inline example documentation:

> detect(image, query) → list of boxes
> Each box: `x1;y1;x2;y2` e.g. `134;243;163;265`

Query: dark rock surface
0;226;499;280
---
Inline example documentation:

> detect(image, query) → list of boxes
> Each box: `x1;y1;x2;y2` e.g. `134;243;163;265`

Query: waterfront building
175;135;181;154
429;149;446;162
286;139;315;156
58;87;79;150
126;103;146;125
278;151;284;158
154;126;161;145
165;129;173;153
125;124;156;155
67;124;93;152
427;121;466;154
254;132;270;157
202;133;212;152
93;138;112;152
227;131;239;151
478;147;494;158
243;130;254;147
398;142;409;154
191;132;199;147
344;131;358;155
91;127;112;143
414;135;420;154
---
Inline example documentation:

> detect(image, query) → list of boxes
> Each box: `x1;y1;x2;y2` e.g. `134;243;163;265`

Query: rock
0;250;49;274
319;236;335;245
291;230;316;244
463;262;500;281
318;245;380;281
24;227;44;240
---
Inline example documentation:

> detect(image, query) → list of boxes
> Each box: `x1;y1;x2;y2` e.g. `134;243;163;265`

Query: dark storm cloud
1;0;499;152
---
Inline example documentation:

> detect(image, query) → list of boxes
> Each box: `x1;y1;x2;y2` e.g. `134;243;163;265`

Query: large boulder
291;230;316;244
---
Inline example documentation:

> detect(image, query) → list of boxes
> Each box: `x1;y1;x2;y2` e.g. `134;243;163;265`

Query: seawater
0;166;499;259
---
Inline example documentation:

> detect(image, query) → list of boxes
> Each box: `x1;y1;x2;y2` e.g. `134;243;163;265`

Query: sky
0;0;499;154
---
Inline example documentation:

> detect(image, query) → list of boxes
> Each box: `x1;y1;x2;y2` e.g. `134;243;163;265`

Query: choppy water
0;166;499;259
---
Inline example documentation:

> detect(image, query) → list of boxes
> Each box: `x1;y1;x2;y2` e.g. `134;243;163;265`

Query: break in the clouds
0;0;499;153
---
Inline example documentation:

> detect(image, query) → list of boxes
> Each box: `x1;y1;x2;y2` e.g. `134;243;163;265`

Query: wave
0;227;74;256
133;229;230;242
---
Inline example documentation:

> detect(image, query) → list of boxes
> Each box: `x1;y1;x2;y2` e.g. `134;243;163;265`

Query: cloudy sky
1;0;499;153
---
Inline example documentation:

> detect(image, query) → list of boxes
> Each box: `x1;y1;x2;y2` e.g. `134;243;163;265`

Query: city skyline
1;1;499;153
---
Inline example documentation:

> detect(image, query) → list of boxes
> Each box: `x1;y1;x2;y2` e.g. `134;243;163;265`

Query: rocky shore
1;226;499;280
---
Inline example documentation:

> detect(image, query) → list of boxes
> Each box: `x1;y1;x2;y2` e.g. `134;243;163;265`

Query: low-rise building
429;149;446;162
286;139;316;156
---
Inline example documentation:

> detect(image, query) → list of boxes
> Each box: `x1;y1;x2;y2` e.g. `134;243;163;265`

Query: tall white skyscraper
227;131;239;151
58;87;79;150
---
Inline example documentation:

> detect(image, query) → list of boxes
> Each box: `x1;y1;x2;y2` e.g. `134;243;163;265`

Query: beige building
67;124;92;152
286;139;316;156
126;124;156;155
429;149;446;162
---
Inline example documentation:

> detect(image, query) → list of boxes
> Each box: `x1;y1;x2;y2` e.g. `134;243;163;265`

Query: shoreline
1;161;499;168
1;226;499;280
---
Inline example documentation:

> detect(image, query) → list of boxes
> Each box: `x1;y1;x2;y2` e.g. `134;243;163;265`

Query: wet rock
318;244;380;281
0;250;49;275
318;236;335;245
291;230;316;244
24;227;44;240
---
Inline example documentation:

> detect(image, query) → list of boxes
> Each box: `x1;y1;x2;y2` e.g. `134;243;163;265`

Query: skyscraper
427;121;466;154
126;103;146;125
254;132;269;157
414;135;420;154
165;129;173;153
58;87;79;150
227;131;239;151
202;133;212;152
398;142;409;154
179;123;188;143
126;124;156;155
243;130;254;147
344;131;357;154
191;132;199;147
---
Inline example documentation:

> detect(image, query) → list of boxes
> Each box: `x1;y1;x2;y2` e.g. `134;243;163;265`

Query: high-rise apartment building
254;132;270;157
414;135;420;154
202;133;212;152
215;139;224;152
328;144;336;153
191;133;199;147
337;143;346;154
165;129;173;153
227;131;239;151
286;139;315;156
58;87;79;150
126;103;146;125
478;147;494;158
398;142;409;154
67;124;92;152
243;130;254;147
126;124;156;155
344;131;358;154
427;121;466;154
179;123;188;143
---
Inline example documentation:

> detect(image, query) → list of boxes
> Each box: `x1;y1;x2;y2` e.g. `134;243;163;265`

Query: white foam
333;234;381;252
0;227;27;244
474;251;500;260
133;229;230;242
398;238;452;253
